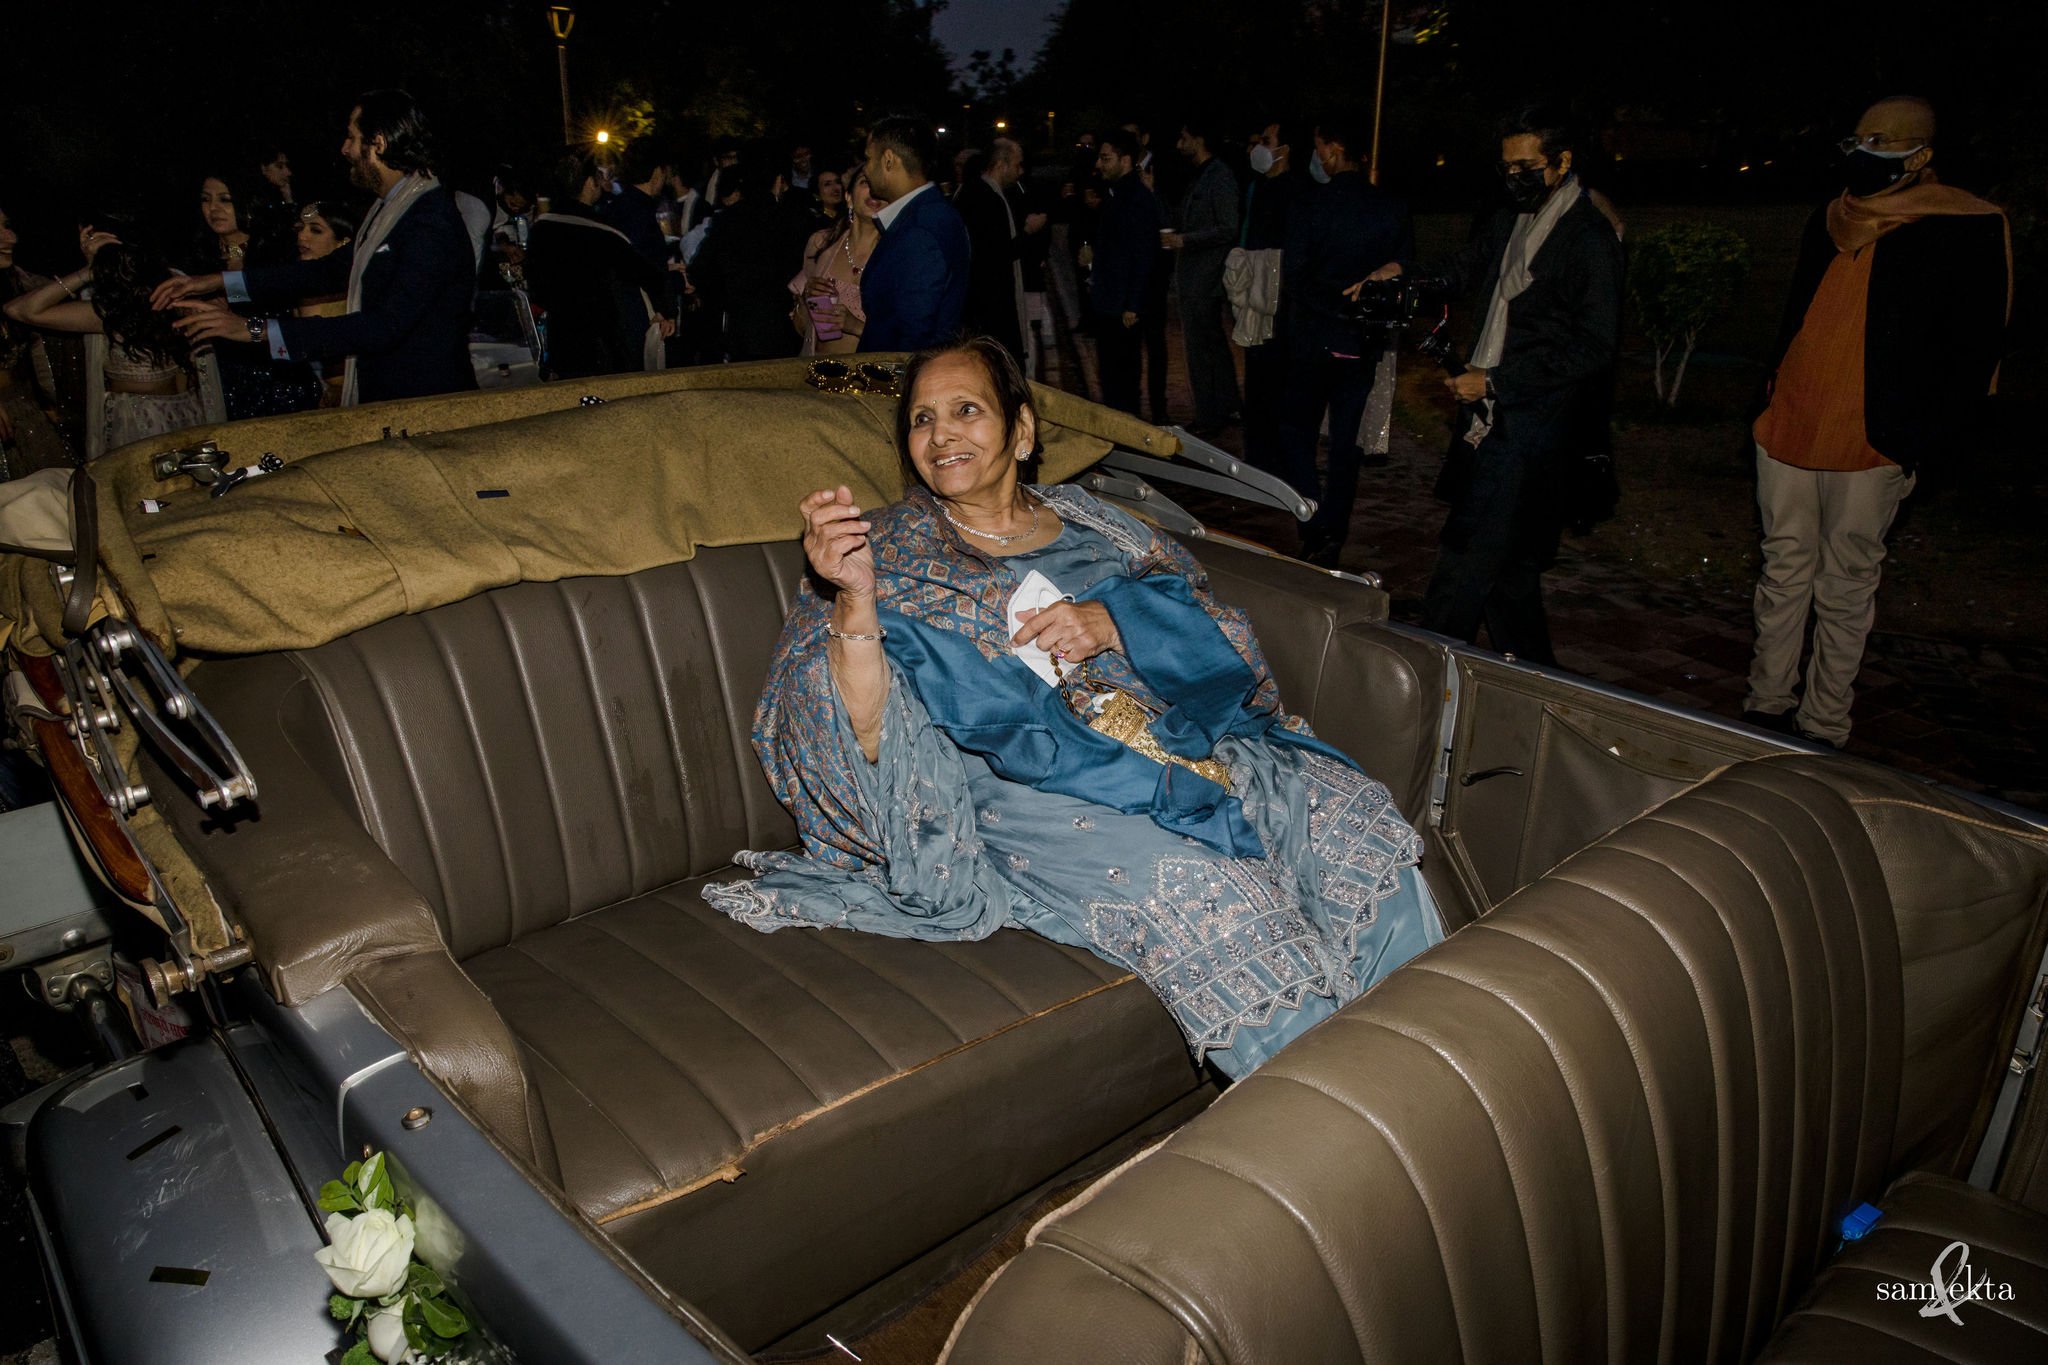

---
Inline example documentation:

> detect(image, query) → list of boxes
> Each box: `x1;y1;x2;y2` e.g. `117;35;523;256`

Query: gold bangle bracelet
826;627;886;642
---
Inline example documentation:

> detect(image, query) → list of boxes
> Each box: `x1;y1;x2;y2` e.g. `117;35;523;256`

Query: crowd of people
0;86;2012;751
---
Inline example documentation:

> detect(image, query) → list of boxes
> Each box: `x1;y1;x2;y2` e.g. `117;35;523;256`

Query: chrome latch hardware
56;620;258;814
151;440;232;486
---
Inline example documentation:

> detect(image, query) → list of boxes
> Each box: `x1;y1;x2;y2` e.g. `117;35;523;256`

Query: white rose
366;1306;414;1364
314;1209;416;1300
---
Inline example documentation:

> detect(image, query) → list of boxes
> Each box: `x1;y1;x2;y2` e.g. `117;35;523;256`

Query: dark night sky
931;0;1061;75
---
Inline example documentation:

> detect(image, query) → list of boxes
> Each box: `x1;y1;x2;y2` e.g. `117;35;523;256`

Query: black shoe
1742;708;1797;735
1796;726;1845;750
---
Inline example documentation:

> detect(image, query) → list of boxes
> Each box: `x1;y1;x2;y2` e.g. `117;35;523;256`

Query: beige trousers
1745;445;1914;744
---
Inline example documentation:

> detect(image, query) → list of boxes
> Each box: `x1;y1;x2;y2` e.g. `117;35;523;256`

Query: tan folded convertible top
3;357;1176;660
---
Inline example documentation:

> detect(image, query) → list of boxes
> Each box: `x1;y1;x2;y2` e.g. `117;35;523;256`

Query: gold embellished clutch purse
1053;657;1232;791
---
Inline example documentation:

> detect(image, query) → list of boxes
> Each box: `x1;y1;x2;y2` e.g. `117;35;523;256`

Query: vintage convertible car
3;360;2046;1364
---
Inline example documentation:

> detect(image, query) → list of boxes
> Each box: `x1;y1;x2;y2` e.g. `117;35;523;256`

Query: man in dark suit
599;142;672;271
692;167;802;362
1165;115;1242;433
1279;112;1414;564
1371;105;1625;663
859;116;971;353
159;90;476;404
957;137;1048;363
1087;129;1163;415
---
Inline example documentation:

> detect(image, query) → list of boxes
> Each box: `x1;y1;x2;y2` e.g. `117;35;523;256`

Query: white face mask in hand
1248;144;1276;176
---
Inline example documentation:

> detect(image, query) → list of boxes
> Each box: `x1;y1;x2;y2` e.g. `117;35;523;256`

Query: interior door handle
1459;765;1525;787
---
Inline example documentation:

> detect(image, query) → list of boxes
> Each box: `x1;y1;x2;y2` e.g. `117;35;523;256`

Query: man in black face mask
1362;103;1623;664
1741;96;2009;748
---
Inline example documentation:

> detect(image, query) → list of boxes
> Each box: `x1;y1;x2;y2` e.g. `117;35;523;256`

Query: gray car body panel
20;978;736;1363
25;1038;340;1363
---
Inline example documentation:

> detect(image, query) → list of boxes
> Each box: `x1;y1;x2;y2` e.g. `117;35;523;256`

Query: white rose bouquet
316;1151;474;1364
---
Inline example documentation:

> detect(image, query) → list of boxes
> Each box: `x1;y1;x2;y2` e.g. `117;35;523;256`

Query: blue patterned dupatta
704;485;1433;1070
746;484;1308;865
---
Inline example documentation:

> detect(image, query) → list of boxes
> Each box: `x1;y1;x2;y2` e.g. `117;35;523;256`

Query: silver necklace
942;493;1039;546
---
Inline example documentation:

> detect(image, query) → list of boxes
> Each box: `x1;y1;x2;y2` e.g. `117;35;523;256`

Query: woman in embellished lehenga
704;339;1442;1077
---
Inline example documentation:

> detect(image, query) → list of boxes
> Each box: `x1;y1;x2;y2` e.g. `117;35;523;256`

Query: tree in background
1627;223;1751;407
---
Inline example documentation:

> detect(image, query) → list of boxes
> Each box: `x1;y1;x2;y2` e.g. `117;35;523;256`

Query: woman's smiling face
905;353;1026;504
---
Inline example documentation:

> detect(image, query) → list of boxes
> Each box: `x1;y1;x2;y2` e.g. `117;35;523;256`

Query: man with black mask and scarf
1362;104;1623;663
1740;96;2009;748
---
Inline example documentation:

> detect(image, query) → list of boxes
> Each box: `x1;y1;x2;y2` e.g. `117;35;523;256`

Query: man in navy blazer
859;116;970;353
159;90;476;404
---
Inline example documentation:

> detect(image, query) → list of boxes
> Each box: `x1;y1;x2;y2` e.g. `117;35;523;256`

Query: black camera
1341;274;1452;326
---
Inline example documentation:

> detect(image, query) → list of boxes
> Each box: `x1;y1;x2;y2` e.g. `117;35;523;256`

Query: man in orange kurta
1745;97;2009;747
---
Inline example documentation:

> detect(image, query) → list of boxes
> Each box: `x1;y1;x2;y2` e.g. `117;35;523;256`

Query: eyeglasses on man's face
1837;132;1924;155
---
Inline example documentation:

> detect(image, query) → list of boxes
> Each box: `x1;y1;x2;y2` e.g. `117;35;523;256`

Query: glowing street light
994;119;1008;131
595;129;611;144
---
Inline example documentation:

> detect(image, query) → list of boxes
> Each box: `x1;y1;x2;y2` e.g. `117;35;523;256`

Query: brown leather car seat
165;545;1201;1350
942;756;2048;1363
154;536;1463;1349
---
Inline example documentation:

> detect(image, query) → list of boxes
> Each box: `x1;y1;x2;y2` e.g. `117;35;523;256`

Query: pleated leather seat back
943;756;2048;1363
283;544;807;959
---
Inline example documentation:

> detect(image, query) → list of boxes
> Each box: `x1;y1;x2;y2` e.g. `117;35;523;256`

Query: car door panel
1439;654;1784;911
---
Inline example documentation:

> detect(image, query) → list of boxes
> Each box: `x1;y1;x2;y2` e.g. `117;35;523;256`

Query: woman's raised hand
1013;601;1122;663
800;486;875;600
78;227;120;264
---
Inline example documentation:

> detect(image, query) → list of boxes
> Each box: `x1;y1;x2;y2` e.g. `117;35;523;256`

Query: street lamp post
548;6;577;147
1368;0;1391;184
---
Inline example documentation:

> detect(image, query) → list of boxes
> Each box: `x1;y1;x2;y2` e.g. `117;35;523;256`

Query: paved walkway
1044;258;2048;811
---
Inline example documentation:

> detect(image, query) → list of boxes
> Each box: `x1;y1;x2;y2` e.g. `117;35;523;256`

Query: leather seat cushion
462;873;1200;1350
1759;1171;2048;1361
1188;540;1440;824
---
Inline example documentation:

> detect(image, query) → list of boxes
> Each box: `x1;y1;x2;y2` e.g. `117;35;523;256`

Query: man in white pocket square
155;89;478;405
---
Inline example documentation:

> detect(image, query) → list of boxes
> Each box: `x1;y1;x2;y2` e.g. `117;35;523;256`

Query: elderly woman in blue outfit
704;338;1442;1077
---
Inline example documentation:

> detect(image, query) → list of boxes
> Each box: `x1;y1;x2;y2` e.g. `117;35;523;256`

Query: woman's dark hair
91;243;193;374
299;199;359;247
808;166;865;262
252;144;290;199
354;88;436;176
188;171;270;270
894;336;1040;486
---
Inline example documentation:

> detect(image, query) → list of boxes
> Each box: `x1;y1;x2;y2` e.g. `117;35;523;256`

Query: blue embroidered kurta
702;485;1440;1076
